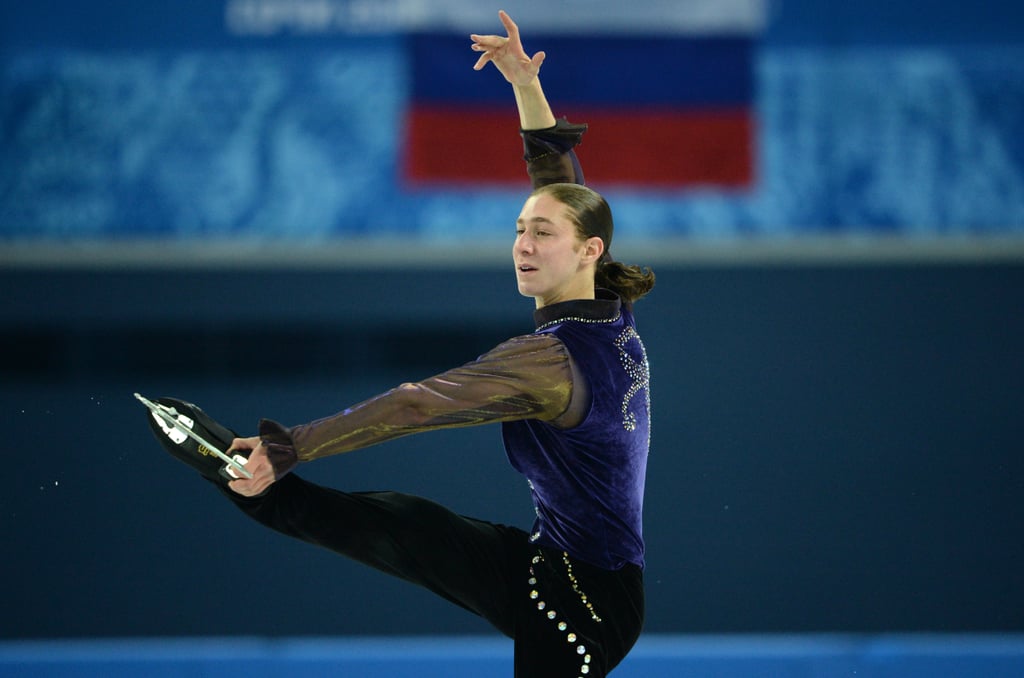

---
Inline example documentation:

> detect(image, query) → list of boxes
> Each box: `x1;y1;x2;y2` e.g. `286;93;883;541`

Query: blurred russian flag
401;0;764;189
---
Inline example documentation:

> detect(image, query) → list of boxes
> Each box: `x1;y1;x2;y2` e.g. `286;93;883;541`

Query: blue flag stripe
410;33;755;108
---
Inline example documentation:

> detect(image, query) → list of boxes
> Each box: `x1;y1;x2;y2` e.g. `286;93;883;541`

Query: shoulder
480;332;569;364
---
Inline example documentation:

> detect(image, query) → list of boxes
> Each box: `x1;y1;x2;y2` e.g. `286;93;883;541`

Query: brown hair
531;183;655;305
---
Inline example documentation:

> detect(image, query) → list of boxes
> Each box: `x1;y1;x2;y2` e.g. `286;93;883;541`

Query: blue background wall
2;0;1024;652
3;262;1022;638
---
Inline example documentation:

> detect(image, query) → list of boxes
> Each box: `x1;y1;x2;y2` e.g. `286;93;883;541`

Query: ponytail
596;257;656;306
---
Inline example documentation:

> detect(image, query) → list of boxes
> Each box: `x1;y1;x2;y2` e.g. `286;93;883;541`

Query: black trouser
223;474;644;677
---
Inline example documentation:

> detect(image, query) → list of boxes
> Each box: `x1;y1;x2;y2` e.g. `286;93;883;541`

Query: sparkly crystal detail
563;552;603;623
529;550;594;673
614;326;650;433
536;313;620;333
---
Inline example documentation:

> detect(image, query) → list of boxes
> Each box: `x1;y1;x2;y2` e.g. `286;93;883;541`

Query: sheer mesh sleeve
263;333;574;466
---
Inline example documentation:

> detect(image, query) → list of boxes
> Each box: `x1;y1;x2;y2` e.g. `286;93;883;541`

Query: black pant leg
221;473;524;637
511;549;644;678
219;475;645;676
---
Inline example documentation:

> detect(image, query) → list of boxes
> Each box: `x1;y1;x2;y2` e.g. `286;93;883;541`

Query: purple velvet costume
504;292;649;569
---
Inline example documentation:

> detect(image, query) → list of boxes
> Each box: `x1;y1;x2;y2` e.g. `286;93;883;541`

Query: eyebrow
516;216;556;225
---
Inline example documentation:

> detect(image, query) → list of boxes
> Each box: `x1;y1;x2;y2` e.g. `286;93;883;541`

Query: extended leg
221;474;524;636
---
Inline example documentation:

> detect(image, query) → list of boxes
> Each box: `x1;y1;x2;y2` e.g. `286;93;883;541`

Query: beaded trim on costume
614;326;650;433
528;552;598;677
562;551;603;623
536;313;621;333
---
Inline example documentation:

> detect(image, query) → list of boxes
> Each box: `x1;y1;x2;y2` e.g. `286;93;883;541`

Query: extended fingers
470;33;509;71
471;10;519;47
498;9;519;39
470;33;508;49
472;52;493;71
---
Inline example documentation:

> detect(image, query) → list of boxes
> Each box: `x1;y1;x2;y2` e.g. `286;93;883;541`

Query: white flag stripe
225;0;766;37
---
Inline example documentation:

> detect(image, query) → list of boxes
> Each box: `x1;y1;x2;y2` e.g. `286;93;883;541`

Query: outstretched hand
470;10;545;86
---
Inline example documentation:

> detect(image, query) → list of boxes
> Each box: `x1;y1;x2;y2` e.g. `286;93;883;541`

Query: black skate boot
136;394;250;482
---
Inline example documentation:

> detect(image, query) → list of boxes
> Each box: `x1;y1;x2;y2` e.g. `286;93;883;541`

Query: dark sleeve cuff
258;418;300;479
521;117;588;159
521;118;588;188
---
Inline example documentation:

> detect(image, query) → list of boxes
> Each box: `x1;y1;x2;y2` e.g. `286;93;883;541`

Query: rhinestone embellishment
563;551;602;623
614;326;650;433
528;551;597;678
535;312;620;333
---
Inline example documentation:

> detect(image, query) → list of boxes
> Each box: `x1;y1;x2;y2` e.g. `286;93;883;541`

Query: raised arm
471;10;555;130
471;10;588;187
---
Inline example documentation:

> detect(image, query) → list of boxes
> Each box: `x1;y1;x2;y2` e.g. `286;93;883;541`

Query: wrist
513;80;557;130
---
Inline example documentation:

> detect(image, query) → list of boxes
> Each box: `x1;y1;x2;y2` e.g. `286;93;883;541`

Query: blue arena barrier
2;634;1024;677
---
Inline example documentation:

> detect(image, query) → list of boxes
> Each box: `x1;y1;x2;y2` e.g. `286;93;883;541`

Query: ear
581;236;605;265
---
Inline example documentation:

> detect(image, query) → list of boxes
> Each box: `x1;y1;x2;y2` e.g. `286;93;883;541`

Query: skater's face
513;193;604;309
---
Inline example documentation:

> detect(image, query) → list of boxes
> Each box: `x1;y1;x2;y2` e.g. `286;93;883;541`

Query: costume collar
533;289;621;330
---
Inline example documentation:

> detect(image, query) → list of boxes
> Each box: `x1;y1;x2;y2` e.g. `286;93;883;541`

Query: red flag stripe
402;106;754;188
